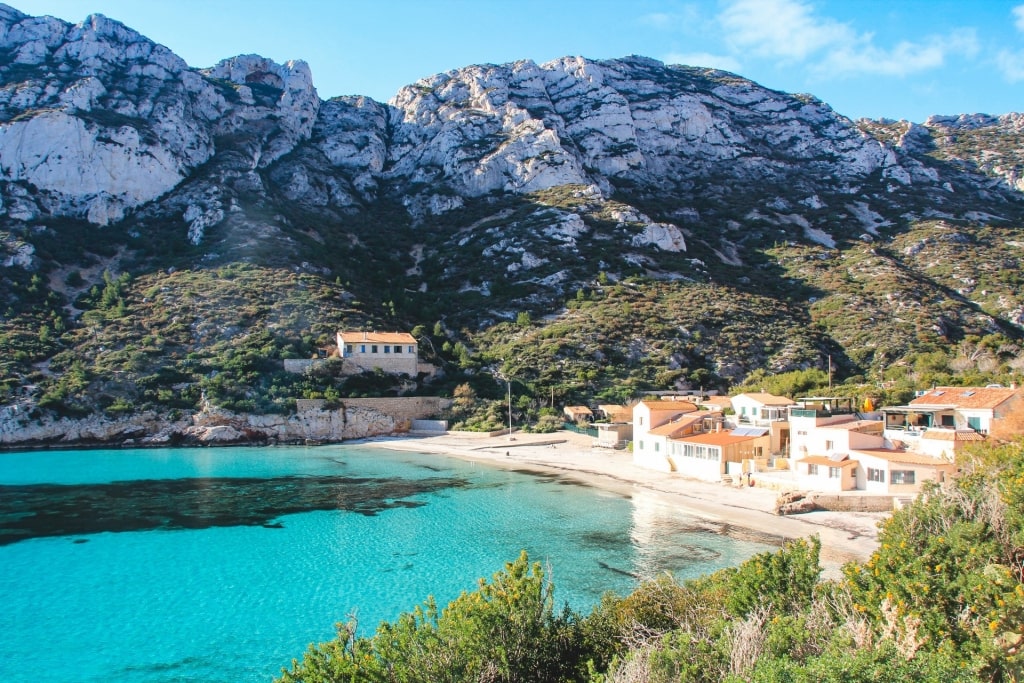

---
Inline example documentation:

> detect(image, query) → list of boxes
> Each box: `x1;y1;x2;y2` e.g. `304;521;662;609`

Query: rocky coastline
0;401;402;450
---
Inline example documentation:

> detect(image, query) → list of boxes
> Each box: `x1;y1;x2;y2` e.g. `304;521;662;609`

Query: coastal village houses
630;386;1021;498
632;399;772;481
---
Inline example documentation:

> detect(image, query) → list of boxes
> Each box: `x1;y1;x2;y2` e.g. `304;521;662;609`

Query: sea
0;444;775;683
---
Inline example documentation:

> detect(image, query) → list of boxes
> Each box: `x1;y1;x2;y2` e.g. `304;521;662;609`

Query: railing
563;422;598;438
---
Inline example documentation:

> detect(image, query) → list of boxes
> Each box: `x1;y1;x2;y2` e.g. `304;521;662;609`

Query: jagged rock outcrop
0;5;317;226
2;4;1024;446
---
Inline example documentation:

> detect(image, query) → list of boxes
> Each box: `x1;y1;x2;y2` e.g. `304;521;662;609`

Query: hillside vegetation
1;7;1024;433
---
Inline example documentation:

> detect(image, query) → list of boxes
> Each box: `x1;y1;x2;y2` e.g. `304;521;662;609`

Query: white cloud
719;0;851;61
997;49;1024;82
663;51;743;73
819;28;979;77
1014;5;1024;33
718;0;978;78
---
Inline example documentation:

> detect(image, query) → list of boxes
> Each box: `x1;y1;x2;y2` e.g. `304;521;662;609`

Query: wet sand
360;431;885;580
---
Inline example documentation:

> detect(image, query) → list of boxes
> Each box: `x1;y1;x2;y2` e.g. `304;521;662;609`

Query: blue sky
9;0;1024;122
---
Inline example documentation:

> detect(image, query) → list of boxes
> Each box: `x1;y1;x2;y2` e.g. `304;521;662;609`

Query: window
890;470;916;485
360;345;366;353
345;345;353;354
808;464;819;475
941;415;954;427
371;345;378;353
829;467;841;479
867;467;885;483
383;345;390;353
655;442;660;452
825;440;834;451
638;440;644;450
797;430;807;436
393;346;401;354
967;416;982;432
408;345;415;354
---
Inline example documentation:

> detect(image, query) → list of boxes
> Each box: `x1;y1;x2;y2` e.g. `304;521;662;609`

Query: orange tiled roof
339;331;416;344
853;448;955;466
910;386;1018;410
733;392;796;406
597;404;630;419
702;396;733;408
564;406;593;416
638;400;699;412
648;414;704;437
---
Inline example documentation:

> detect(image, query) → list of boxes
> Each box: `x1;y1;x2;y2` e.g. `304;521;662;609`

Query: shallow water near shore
0;445;774;683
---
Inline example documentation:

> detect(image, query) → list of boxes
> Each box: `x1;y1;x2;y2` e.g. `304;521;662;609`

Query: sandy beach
362;430;886;580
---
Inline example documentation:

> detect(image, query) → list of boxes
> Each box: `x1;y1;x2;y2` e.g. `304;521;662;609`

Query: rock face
0;6;317;226
2;5;1024;447
0;400;401;447
0;6;997;240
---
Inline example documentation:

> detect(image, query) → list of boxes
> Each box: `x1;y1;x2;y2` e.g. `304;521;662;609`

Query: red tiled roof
339;331;416;344
910;386;1019;410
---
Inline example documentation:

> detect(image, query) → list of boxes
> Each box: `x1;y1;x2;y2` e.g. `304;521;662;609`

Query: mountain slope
0;4;1022;438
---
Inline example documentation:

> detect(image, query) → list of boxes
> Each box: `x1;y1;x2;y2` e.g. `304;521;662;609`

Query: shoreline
360;431;885;579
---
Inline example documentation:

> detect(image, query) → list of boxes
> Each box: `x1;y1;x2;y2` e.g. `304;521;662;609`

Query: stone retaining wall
807;493;896;512
342;397;449;422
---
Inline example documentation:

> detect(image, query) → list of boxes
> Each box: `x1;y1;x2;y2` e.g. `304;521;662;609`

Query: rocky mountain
1;4;1023;444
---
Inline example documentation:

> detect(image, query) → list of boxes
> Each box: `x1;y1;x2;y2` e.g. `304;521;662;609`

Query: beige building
337;331;418;376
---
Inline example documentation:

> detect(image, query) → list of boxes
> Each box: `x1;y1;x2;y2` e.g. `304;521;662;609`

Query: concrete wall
411;419;448;433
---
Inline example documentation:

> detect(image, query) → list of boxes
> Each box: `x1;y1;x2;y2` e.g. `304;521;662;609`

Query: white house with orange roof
731;392;795;427
784;394;965;494
337;331;418;376
880;385;1020;455
849;448;956;494
668;428;771;482
632;399;699;471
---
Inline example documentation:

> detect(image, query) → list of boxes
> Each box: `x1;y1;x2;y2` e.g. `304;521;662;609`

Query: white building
337;331;418;376
731;392;795;426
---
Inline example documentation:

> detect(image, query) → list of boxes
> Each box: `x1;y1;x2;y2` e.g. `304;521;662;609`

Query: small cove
0;445;775;682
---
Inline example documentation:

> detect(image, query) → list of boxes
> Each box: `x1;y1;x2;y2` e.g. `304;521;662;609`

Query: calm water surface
0;445;774;682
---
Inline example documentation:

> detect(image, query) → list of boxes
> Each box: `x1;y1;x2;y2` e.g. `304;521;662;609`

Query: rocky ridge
1;4;1023;446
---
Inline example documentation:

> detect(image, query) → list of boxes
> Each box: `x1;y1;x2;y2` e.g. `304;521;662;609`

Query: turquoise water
0;445;774;682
